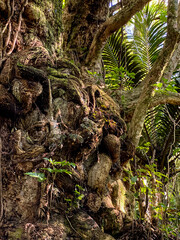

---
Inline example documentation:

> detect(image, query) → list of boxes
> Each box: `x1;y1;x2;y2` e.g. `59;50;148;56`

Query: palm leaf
131;2;167;73
102;29;145;89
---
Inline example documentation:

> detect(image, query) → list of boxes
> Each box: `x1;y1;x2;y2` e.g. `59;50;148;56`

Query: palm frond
102;29;145;89
131;2;167;73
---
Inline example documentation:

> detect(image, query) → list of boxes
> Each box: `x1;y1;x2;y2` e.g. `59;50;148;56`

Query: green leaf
131;176;138;183
134;192;139;198
55;169;72;175
77;194;84;200
140;187;147;193
74;190;80;195
65;198;72;202
155;179;163;185
154;82;163;88
25;172;46;182
75;185;84;191
41;167;55;173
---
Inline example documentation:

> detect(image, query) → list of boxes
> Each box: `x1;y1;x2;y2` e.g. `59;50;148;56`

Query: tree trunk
0;1;135;239
0;0;179;239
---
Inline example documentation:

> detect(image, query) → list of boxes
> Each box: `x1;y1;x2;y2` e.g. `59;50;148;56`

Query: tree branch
109;0;132;15
150;91;180;108
85;0;152;66
109;2;122;15
161;41;180;82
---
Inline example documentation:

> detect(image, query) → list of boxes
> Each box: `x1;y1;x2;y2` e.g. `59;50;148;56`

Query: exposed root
7;0;28;56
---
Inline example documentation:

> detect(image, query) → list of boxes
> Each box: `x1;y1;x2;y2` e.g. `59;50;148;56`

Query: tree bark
0;0;179;239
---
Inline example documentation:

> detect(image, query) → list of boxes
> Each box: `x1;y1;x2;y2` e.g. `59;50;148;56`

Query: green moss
59;59;81;76
48;68;69;79
8;228;23;240
47;67;82;86
54;0;63;35
30;3;46;25
26;1;62;52
49;75;68;84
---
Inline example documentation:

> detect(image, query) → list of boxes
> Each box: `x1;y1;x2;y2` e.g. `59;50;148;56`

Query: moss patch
24;0;62;52
8;228;23;240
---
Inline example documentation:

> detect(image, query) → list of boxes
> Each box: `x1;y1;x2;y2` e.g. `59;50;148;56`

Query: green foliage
102;2;167;91
25;158;76;182
65;184;85;212
87;70;102;84
105;66;135;90
153;78;179;93
132;161;180;237
133;163;166;210
156;187;180;238
42;158;75;176
62;0;66;9
137;141;151;153
142;104;180;167
25;158;84;216
25;172;46;182
131;176;138;184
102;29;145;90
131;1;167;73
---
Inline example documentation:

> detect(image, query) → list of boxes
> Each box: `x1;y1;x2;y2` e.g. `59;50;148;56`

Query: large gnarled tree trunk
0;0;180;239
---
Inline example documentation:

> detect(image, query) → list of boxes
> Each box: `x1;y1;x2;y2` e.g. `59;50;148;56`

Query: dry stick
0;137;3;223
7;0;28;56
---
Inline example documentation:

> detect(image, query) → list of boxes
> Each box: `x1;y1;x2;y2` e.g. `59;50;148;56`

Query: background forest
0;0;179;239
